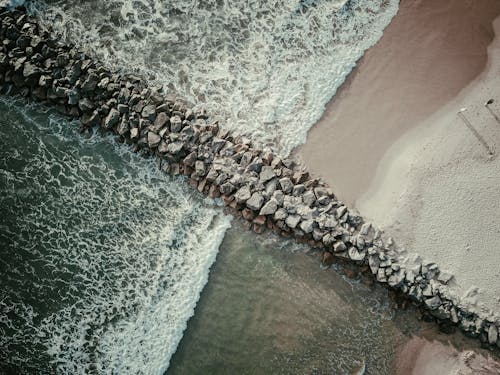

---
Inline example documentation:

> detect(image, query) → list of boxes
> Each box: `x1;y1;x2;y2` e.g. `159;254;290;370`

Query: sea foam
29;0;399;155
0;98;230;374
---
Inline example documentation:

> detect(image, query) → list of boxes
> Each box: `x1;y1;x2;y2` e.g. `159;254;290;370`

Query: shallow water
168;226;500;375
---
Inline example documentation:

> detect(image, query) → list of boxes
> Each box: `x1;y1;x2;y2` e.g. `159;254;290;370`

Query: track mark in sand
457;109;495;157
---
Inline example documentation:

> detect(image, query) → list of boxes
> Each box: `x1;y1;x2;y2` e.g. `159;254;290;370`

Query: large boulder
235;185;251;203
259;166;276;183
279;177;293;194
259;199;278;216
104;108;120;129
246;192;265;211
147;132;161;148
285;214;301;229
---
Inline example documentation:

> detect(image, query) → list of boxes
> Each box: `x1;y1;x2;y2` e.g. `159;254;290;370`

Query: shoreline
358;14;500;321
295;0;500;207
1;3;500;367
296;0;500;371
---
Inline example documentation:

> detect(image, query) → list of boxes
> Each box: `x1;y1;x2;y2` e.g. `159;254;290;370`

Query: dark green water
0;98;230;374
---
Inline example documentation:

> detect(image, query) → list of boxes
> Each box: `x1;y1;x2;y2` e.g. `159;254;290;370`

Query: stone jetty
1;5;499;349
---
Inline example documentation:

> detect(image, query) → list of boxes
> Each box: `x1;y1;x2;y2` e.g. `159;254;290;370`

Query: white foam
0;98;230;374
29;0;399;155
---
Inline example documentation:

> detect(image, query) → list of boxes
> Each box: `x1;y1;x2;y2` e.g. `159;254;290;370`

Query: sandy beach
296;0;500;207
297;0;500;370
395;331;500;375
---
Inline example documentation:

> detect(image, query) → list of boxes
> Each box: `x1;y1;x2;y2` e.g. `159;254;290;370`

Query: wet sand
295;0;500;207
395;332;500;375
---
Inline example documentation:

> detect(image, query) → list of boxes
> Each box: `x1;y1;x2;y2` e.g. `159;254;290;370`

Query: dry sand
296;0;500;207
297;0;500;319
358;13;500;319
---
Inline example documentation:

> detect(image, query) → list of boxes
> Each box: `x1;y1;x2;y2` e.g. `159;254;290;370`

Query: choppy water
28;0;399;155
0;99;230;374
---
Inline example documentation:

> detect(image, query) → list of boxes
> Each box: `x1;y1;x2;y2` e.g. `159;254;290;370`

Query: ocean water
0;98;230;374
28;0;399;155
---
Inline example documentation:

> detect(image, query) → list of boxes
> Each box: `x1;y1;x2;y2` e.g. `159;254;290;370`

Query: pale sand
358;14;500;319
395;332;500;375
295;0;500;207
297;0;500;318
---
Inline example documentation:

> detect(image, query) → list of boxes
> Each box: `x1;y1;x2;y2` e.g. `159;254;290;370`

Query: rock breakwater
1;5;499;349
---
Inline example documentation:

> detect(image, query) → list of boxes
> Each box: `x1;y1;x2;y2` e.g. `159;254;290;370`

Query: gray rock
117;119;129;135
259;199;278;216
302;190;316;207
274;208;288;221
334;241;347;253
388;269;405;287
314;187;330;198
240;152;253;167
147;132;161;148
247;157;263;173
408;285;423;302
170;115;182;132
130;127;139;140
450;307;459;324
81;73;98;92
194;161;206;177
78;98;94;113
67;90;79;105
154;112;169;128
405;270;416;284
348;247;366;262
259;166;276;183
212;138;226;153
299;219;314;233
422;285;433;297
322;233;335;245
158;140;173;155
220;182;235;195
424;295;442;310
285;214;301;229
166;141;184;154
336;206;347;219
206;168;219;182
488;324;498;345
432;306;451;320
117;104;129;114
292;184;306;196
317;195;331;205
279;177;293;194
214;172;229;186
376;268;387;283
141;104;156;121
183;151;197;166
23;62;41;80
360;223;372;236
104;108;120;129
369;255;380;274
272;190;285;205
235;186;252;203
246;192;265;211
